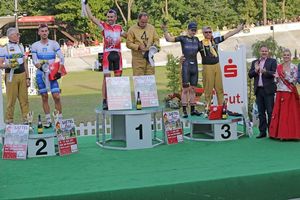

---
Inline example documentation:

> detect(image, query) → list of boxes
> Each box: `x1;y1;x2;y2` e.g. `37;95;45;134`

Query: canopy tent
0;16;15;29
18;16;77;42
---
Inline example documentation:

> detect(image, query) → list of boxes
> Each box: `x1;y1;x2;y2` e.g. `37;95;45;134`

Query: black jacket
248;58;277;95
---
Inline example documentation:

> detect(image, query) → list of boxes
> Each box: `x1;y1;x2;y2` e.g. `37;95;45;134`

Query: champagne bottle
37;115;43;134
222;99;228;120
136;91;142;110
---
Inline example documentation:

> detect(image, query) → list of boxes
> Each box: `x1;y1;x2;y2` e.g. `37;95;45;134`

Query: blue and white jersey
31;39;64;65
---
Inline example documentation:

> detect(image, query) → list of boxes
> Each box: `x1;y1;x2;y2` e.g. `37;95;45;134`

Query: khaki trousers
202;63;224;106
5;72;29;123
132;57;155;76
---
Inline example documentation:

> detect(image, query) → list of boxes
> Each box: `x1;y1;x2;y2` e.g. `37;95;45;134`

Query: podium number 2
221;124;231;139
135;124;143;140
36;139;48;155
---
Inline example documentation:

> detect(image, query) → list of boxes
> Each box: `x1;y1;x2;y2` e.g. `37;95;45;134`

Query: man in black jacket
248;45;277;138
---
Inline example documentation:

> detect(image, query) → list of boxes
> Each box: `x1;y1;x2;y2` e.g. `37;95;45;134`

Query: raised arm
162;24;176;42
223;24;244;40
85;3;103;30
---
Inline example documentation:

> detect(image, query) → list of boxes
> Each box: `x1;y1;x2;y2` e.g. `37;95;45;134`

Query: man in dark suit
248;45;277;138
297;63;300;84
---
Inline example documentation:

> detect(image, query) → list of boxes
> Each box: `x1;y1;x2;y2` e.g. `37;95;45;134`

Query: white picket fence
75;117;190;137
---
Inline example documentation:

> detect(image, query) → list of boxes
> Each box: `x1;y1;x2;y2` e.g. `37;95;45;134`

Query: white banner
219;45;248;114
106;76;132;110
0;70;4;129
133;75;159;108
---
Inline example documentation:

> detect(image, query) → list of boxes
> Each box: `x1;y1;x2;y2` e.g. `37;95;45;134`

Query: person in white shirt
0;27;30;124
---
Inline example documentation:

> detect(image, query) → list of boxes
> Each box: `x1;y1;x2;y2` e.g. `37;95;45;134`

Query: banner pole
0;71;5;129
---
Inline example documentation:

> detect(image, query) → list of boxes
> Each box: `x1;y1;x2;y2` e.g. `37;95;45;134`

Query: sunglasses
204;31;212;34
190;29;197;32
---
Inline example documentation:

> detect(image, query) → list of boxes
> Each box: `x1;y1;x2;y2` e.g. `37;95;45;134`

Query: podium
27;132;56;158
182;116;244;141
95;107;165;150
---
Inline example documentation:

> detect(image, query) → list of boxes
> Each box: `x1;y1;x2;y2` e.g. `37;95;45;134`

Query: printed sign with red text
163;111;183;144
2;125;29;160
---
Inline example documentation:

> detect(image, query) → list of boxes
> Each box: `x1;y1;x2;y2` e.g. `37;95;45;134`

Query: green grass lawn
2;67;170;124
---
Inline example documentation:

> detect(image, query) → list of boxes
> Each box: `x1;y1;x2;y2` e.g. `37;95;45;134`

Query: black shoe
191;110;202;116
102;100;108;110
256;133;266;139
182;111;188;118
44;122;52;129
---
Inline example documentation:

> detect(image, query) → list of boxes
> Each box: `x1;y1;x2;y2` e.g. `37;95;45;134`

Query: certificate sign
163;111;183;144
106;77;132;110
133;75;159;108
2;125;29;160
56;119;78;156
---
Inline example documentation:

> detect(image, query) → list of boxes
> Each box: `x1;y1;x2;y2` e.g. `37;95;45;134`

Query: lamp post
14;0;18;29
270;25;274;41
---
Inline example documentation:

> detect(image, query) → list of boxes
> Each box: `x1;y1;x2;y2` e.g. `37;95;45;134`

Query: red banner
58;137;78;156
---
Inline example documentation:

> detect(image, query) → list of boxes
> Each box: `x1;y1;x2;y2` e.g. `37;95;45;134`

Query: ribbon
81;0;88;17
42;63;51;90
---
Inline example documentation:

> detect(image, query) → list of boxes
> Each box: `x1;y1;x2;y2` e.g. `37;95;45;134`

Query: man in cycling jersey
162;22;201;118
84;0;126;110
31;24;65;128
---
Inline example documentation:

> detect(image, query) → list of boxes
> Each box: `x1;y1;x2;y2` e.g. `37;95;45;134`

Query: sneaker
44;122;52;129
182;111;188;118
102;100;108;110
191;110;202;116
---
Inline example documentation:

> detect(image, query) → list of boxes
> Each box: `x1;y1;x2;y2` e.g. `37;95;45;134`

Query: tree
114;0;134;27
0;0;14;16
237;0;259;25
252;37;284;60
263;0;267;25
165;54;180;94
281;0;286;19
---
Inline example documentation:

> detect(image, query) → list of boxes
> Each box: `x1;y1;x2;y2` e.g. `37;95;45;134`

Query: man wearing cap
162;22;201;118
0;27;30;124
126;12;160;76
199;25;243;107
84;1;126;110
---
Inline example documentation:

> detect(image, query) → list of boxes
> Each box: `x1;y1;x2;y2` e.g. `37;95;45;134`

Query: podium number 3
135;124;143;140
36;139;48;155
221;124;231;139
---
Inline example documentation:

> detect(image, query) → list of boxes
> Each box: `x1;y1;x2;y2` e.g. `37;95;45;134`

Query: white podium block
96;107;164;150
213;123;238;141
125;114;152;149
184;116;243;142
27;133;56;158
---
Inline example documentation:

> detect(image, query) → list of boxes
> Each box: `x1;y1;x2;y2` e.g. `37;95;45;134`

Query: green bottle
37;115;43;134
136;91;142;110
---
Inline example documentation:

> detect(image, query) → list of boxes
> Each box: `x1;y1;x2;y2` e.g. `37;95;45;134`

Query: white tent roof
0;16;15;29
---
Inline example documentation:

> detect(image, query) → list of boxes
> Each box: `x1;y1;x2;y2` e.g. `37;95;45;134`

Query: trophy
27;111;34;133
53;110;62;135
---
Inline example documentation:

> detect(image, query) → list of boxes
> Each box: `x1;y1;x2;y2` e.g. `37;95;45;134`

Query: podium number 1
135;124;143;140
36;139;48;155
